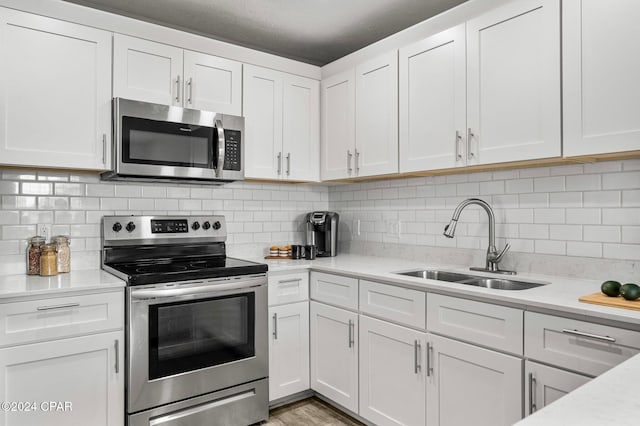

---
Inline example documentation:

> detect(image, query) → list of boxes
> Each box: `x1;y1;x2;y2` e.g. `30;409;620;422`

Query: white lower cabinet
310;301;358;413
524;360;590;417
359;315;426;426
268;301;310;401
0;330;124;426
426;333;522;426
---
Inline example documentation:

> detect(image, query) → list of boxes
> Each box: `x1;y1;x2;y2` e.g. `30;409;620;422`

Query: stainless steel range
101;215;268;426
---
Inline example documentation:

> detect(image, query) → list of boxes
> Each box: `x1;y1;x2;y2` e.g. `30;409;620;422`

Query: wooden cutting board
579;292;640;311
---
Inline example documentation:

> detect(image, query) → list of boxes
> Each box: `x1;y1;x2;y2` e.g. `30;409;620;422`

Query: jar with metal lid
40;243;58;276
52;235;70;273
27;236;45;275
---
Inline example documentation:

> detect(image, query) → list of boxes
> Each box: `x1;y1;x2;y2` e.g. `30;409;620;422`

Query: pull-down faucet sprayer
444;198;515;275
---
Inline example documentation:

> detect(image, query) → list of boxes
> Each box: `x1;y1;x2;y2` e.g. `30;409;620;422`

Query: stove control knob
192;221;200;230
202;221;211;230
125;222;136;233
112;222;122;233
212;221;222;230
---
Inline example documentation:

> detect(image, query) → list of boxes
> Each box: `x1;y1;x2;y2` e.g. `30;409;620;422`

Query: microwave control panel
223;130;241;171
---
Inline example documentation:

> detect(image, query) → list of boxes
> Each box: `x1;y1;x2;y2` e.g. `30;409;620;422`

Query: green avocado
620;283;640;301
601;280;621;297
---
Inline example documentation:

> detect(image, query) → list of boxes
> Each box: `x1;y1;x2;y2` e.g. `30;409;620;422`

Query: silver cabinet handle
348;319;354;348
114;339;120;374
215;119;225;178
175;75;181;103
426;341;433;376
347;150;353;174
455;130;463;161
286;153;291;176
37;303;80;311
467;128;475;160
414;340;421;374
272;313;278;340
277;152;282;175
278;278;301;285
354;149;360;174
528;372;537;414
187;77;193;104
102;133;107;165
562;329;616;343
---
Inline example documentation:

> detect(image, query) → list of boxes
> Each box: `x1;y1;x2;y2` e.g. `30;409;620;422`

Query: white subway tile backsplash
535;240;566;255
0;181;19;195
54;183;85;196
602;208;640;225
566;208;601;224
506;179;533;194
603;172;640;190
114;185;142;198
141;186;167;198
550;225;583;241
519;193;548;208
584;191;620;207
519;224;549;239
21;182;52;195
534;176;565;192
622;190;640;207
549;192;582;207
583;225;620;243
37;197;69;210
100;198;127;210
480;181;505;195
567;241;602;258
129;199;155;210
2;196;36;210
0;211;19;225
566;174;601;191
2;225;36;240
86;183;114;197
534;209;565;224
70;197;100;210
155;199;179;210
622;227;640;244
603;243;640;261
20;210;53;224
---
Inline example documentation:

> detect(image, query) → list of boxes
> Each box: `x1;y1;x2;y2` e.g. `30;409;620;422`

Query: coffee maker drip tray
305;211;339;257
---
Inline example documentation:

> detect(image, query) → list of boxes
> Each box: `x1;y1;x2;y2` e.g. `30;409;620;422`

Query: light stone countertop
0;269;125;300
256;254;640;327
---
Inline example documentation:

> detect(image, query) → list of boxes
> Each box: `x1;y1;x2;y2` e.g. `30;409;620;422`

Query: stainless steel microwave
101;98;244;183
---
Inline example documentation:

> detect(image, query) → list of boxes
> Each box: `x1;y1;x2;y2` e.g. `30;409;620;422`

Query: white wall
0;169;328;275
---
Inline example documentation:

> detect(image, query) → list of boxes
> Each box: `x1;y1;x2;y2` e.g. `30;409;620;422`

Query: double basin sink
395;269;547;291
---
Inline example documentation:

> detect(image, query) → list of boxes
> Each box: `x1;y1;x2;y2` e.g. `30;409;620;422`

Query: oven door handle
131;280;261;300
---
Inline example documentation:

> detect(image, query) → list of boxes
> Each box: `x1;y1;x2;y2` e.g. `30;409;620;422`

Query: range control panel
103;215;226;244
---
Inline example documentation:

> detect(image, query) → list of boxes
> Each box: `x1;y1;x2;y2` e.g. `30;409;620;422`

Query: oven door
127;274;267;413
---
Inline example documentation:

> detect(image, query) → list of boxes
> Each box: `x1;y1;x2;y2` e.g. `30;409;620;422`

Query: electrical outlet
37;223;51;241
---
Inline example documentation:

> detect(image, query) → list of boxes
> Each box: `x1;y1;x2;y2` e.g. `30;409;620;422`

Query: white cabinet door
183;50;241;115
426;333;522;426
399;24;466;172
310;302;358;413
359;315;426;426
0;331;124;426
268;302;310;402
563;0;640;156
243;64;283;180
0;9;111;170
321;69;356;180
113;34;183;106
355;52;398;177
524;361;590;417
282;74;320;181
467;0;561;165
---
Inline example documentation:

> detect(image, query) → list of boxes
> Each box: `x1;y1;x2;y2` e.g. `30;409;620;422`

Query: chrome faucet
443;198;515;275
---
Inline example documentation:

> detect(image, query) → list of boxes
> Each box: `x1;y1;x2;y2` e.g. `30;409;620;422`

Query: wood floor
264;398;363;426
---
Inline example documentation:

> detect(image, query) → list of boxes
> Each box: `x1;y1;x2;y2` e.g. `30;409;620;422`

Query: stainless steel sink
395;269;547;290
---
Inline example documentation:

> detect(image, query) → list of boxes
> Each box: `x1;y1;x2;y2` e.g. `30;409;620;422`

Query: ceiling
62;0;468;66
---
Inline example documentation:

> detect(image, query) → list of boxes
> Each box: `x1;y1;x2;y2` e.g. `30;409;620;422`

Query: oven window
148;293;255;380
122;116;214;168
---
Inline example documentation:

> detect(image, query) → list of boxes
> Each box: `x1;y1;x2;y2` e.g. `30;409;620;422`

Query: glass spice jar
27;236;45;275
52;235;70;273
40;243;58;276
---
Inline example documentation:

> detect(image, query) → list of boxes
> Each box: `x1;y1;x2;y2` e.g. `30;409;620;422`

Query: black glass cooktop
107;256;268;286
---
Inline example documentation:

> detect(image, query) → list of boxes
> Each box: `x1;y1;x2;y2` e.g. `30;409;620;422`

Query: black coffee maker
305;211;339;257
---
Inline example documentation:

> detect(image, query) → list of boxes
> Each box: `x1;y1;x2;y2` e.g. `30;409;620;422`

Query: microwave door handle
215;119;225;177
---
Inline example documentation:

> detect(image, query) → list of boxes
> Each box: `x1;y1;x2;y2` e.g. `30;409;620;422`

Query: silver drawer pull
528;372;537;414
37;303;80;311
272;313;278;340
414;340;421;374
278;278;301;284
562;329;616;343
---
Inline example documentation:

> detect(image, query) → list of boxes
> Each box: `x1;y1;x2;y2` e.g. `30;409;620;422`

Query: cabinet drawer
0;290;124;348
310;272;358;310
268;271;309;306
525;312;640;377
359;280;426;329
427;293;523;355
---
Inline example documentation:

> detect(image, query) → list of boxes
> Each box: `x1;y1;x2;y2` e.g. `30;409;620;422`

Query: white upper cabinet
466;0;561;165
113;34;183;107
399;24;466;173
0;8;112;170
183;50;242;115
321;69;356;180
563;0;640;156
114;34;241;115
355;52;399;177
282;74;320;181
243;64;319;181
